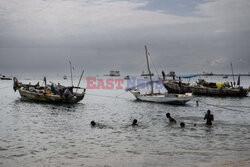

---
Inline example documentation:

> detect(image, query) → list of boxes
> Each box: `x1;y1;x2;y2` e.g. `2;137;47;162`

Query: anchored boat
126;46;193;105
109;70;120;76
13;77;86;104
0;75;12;80
128;88;193;105
163;79;248;97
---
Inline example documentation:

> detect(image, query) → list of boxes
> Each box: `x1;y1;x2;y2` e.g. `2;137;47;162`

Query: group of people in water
91;110;214;128
166;110;214;127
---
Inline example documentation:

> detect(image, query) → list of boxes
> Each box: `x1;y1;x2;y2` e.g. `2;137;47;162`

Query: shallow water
0;76;250;167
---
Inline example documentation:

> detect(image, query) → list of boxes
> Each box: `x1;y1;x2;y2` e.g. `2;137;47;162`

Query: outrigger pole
76;69;84;93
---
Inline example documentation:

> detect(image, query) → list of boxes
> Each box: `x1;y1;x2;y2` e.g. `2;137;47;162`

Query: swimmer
180;122;185;128
90;121;96;127
90;121;111;129
166;113;177;123
132;119;138;126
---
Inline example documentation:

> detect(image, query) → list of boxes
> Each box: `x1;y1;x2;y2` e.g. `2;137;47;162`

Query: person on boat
63;87;74;99
162;71;166;80
51;84;56;95
204;110;214;125
132;119;138;126
178;77;181;87
180;122;185;128
35;82;40;89
166;113;177;123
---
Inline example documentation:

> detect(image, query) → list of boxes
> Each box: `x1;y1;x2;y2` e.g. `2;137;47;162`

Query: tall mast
69;61;73;87
230;62;235;87
145;45;153;95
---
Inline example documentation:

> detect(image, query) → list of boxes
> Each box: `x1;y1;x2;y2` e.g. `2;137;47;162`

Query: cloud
0;0;250;74
194;0;250;32
0;0;202;42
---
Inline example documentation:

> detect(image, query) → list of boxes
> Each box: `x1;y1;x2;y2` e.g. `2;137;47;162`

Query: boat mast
69;61;73;87
230;62;235;87
145;45;153;95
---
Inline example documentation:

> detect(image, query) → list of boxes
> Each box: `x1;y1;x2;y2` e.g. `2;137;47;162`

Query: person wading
166;113;177;123
204;110;214;125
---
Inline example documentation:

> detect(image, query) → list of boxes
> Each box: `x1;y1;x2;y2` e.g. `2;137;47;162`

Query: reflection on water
0;76;250;167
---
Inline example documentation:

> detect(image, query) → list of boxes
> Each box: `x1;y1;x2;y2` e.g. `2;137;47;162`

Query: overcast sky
0;0;250;75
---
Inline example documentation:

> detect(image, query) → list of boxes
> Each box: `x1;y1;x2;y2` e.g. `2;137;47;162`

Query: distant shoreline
166;73;250;77
197;73;250;76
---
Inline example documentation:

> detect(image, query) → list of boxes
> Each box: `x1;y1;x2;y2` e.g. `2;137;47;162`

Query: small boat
63;75;67;80
163;79;249;97
13;77;86;104
0;75;12;80
223;75;228;79
126;46;193;105
124;75;130;80
109;70;120;76
141;70;154;77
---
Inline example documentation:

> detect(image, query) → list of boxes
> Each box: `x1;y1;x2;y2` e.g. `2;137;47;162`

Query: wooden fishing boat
13;77;86;103
126;46;193;105
163;79;249;97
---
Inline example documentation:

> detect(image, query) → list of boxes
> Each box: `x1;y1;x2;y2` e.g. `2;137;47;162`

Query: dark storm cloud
0;0;250;75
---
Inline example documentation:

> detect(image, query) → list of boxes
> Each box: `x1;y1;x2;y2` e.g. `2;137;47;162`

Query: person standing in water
204;110;214;125
166;113;177;123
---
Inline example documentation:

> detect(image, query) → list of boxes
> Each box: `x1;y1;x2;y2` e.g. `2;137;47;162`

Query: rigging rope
85;93;130;100
115;91;128;98
196;99;247;112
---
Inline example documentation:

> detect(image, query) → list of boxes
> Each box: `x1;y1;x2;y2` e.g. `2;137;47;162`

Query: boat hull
129;91;192;105
163;80;248;97
18;89;85;104
1;77;12;80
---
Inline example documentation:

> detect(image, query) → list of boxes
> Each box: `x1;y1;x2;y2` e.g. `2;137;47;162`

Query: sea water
0;75;250;167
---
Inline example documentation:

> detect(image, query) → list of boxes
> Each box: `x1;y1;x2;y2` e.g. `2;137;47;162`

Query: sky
0;0;250;75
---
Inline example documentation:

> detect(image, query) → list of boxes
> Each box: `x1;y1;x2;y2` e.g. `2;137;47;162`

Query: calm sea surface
0;75;250;167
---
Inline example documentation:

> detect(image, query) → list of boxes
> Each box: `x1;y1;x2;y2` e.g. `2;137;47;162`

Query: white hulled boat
126;45;193;105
